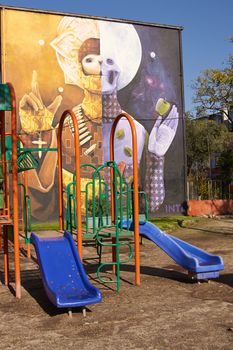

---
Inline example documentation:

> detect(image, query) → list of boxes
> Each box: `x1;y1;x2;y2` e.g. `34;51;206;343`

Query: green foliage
198;179;209;199
192;38;233;124
185;113;232;176
217;149;233;185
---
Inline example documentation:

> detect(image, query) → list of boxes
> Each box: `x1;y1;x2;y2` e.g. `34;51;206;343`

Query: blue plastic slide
121;220;224;279
31;231;102;308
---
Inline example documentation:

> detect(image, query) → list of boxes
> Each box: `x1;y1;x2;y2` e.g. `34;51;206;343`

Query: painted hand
19;70;62;133
148;105;179;157
109;117;146;165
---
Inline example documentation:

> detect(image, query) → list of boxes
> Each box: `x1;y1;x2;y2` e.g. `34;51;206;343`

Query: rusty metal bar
8;82;21;298
57;110;83;259
110;112;140;286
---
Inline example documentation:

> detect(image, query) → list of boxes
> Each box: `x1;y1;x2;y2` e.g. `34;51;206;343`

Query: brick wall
188;200;233;216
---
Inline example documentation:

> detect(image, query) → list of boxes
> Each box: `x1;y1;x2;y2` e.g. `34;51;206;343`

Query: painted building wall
1;8;186;221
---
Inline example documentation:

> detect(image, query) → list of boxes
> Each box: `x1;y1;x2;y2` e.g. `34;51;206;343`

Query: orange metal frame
0;99;140;297
0;83;21;298
57;110;83;260
0;95;84;297
5;132;31;258
110;112;140;286
0;111;10;222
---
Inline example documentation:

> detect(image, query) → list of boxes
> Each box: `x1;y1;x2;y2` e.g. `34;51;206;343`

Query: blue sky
0;0;232;112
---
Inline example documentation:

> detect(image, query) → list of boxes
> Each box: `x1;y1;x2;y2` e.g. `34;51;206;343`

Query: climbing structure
0;83;38;298
65;112;142;291
0;83;22;298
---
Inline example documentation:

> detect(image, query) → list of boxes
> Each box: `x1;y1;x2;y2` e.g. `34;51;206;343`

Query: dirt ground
0;217;233;350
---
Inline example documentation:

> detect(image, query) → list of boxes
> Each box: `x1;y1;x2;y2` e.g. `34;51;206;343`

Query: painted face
101;57;120;94
82;54;102;75
81;54;120;94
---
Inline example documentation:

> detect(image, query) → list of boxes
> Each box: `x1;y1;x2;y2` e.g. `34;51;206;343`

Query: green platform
0;84;12;111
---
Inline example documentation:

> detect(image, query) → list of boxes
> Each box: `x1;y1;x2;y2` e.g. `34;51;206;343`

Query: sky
0;0;232;112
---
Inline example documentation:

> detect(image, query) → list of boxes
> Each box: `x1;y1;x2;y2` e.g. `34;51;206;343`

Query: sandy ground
0;217;233;350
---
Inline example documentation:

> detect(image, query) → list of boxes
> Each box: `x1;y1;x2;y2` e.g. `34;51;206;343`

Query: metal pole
8;82;21;298
0;110;9;219
3;225;9;285
110;112;140;286
57;110;83;259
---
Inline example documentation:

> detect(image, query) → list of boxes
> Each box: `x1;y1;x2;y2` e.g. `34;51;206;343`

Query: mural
3;9;185;221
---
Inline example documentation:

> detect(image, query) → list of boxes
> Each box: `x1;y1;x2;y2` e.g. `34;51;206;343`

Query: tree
192;38;233;126
217;149;233;197
185;112;232;178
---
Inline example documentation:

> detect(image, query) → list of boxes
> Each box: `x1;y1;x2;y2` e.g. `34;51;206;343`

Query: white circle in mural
58;87;64;93
150;51;156;59
99;21;142;90
38;39;45;46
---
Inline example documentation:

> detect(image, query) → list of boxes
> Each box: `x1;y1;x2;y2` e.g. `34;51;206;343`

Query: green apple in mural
155;98;171;116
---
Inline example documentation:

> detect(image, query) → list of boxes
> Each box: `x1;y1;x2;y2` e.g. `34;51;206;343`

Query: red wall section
188;200;233;216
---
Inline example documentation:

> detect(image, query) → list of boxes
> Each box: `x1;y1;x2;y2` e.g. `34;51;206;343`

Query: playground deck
0;217;233;350
0;216;12;225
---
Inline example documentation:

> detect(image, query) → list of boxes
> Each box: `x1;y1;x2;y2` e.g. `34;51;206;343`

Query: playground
0;7;231;349
0;217;232;349
0;83;232;349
